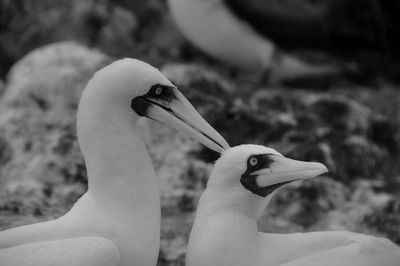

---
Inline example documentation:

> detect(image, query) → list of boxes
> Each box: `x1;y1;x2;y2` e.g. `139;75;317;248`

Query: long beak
252;156;328;188
143;88;229;153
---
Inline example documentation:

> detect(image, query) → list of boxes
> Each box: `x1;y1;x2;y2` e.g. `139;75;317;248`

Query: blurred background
0;0;400;265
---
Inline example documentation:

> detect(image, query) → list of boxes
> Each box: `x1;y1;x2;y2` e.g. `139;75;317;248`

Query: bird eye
154;86;163;96
248;156;258;166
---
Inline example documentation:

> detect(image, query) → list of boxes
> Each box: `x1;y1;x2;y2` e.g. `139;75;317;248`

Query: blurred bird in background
167;0;400;83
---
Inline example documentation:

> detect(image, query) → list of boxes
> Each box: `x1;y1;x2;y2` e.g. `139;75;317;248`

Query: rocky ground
0;1;400;265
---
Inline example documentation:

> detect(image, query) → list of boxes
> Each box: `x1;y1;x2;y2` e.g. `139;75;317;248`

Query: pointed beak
253;156;328;188
240;154;328;197
132;88;229;153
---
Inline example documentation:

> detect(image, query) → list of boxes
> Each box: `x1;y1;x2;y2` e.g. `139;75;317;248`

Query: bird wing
278;241;400;266
0;236;120;266
258;231;400;266
224;0;328;49
223;0;386;52
0;218;80;248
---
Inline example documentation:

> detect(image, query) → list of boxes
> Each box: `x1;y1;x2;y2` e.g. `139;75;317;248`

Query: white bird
0;58;229;266
167;0;338;83
187;144;400;266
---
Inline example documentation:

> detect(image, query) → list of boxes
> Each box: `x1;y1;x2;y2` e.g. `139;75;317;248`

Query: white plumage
187;144;400;266
0;59;229;266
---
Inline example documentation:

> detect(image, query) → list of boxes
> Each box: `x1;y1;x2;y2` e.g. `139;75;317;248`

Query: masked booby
187;144;400;266
0;58;229;266
167;0;337;83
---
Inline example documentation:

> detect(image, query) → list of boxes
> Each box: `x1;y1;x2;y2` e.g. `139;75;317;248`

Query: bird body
0;59;229;266
223;0;395;55
0;236;120;266
169;0;275;71
223;0;329;51
187;144;400;266
168;0;337;82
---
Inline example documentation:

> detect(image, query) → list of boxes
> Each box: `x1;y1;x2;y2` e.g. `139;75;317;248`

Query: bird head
79;58;229;153
205;144;327;216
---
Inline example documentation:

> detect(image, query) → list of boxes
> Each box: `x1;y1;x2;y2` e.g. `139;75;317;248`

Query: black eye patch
131;84;177;117
242;154;274;177
240;154;278;197
241;178;292;197
147;84;176;101
131;97;151;116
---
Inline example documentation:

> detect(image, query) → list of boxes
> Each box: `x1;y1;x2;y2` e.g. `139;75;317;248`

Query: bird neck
196;182;273;221
76;92;159;207
187;188;265;266
75;107;161;266
195;189;259;229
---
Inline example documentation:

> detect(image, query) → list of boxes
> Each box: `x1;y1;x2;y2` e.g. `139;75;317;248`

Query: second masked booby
167;0;337;83
0;58;229;266
187;144;400;266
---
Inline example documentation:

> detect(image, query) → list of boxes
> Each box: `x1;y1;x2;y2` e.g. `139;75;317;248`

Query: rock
0;0;137;77
0;42;111;221
309;94;371;134
364;198;400;245
369;116;400;154
162;63;235;119
311;181;397;237
0;80;5;96
259;177;349;231
0;135;13;169
258;176;400;245
159;213;193;266
72;1;137;56
332;135;388;181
